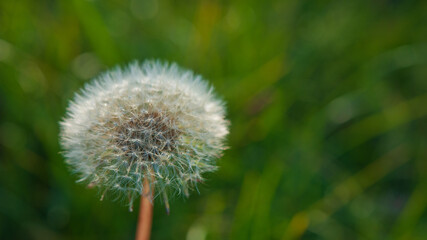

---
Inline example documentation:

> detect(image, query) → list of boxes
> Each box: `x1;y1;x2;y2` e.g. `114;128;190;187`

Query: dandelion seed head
60;60;228;210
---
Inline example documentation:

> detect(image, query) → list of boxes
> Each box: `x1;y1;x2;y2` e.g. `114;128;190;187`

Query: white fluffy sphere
60;60;228;210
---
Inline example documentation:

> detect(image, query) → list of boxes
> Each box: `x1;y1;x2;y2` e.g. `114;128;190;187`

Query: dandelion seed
59;60;229;211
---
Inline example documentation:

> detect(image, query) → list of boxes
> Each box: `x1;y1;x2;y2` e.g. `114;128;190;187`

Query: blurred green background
1;0;427;239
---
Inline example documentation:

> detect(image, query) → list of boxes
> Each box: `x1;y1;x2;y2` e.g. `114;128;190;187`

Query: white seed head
60;60;228;210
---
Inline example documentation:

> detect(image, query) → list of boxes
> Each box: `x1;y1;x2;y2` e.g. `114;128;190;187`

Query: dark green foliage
0;0;426;239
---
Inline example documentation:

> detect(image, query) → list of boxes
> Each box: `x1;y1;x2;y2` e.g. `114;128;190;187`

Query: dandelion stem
135;178;154;240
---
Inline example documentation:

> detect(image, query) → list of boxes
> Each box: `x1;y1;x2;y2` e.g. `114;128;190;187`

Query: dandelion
60;60;228;239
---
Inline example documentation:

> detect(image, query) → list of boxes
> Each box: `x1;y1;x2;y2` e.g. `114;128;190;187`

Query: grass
0;0;427;239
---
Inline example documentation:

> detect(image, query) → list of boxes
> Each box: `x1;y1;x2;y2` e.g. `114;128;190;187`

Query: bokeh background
1;0;427;239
